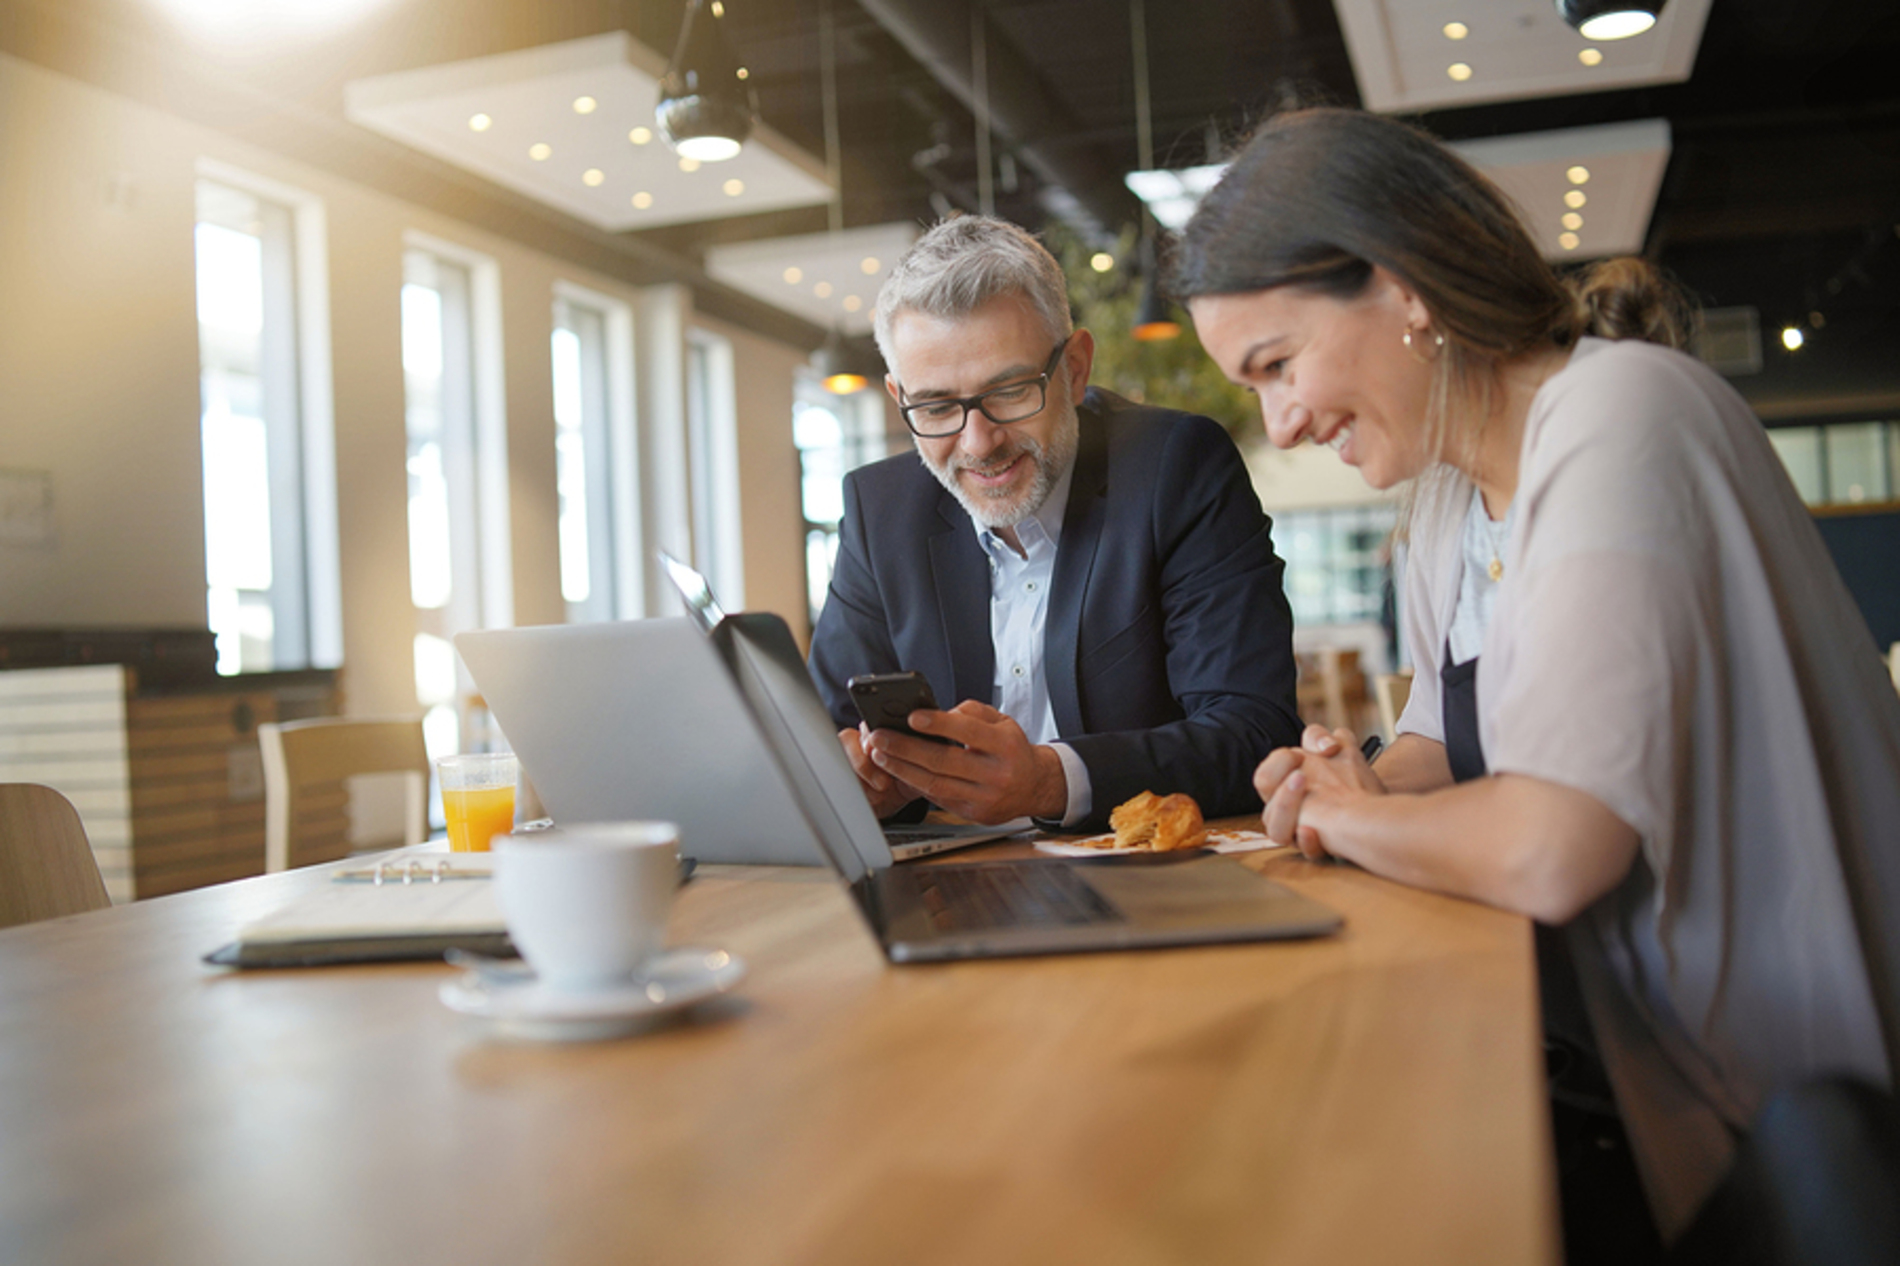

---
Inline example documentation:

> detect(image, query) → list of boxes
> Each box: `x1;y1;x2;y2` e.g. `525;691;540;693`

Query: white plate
439;947;746;1042
1033;828;1282;859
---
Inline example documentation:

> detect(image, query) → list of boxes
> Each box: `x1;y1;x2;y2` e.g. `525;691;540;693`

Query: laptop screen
659;550;726;633
714;615;896;884
656;549;896;883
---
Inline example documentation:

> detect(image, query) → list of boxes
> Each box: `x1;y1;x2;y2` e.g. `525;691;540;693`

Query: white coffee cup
493;821;680;993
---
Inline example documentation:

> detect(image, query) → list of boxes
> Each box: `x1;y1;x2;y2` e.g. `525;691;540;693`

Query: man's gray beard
921;407;1080;531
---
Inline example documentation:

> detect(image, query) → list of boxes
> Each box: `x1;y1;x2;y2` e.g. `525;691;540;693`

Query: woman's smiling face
1189;267;1438;490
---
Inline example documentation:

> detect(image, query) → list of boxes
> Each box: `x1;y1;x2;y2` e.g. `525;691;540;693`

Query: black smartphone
846;671;950;743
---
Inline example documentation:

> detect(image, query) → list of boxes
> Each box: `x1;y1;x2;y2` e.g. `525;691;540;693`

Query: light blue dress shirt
973;460;1092;826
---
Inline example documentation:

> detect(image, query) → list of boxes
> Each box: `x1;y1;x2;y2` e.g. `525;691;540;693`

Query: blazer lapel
928;489;994;707
1045;397;1110;738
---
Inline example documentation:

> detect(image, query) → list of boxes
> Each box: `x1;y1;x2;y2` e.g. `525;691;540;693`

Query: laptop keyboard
913;863;1124;933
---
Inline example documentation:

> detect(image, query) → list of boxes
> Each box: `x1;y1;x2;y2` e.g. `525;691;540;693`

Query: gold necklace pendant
1487;557;1504;582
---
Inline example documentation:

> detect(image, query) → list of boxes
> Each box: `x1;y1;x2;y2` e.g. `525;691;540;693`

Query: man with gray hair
807;215;1300;830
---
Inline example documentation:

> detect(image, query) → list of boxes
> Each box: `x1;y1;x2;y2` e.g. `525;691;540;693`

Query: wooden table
0;832;1558;1265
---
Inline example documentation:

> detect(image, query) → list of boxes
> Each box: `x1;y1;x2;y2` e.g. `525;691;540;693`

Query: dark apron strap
1440;641;1614;1115
1440;643;1487;784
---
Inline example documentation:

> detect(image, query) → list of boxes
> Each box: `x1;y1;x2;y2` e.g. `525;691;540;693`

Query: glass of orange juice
437;753;519;852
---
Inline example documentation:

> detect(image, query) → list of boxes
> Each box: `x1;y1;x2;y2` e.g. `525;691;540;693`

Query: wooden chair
258;717;430;873
1296;648;1376;737
0;784;111;929
1373;670;1414;744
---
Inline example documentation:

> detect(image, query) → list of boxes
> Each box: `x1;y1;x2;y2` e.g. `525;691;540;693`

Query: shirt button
1012;664;1027;678
1025;581;1038;593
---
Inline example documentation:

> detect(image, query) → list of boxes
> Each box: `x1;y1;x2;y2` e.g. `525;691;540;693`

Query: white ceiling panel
345;32;832;232
1451;119;1672;259
1128;118;1671;262
706;222;920;337
1333;0;1711;114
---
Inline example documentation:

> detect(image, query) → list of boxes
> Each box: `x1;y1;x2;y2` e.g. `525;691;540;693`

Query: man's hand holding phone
839;672;939;818
842;673;1067;824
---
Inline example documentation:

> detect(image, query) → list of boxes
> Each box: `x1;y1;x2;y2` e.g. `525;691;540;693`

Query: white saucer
439;947;746;1042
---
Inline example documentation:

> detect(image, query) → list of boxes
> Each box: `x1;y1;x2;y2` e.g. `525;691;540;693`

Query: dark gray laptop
658;551;1024;863
709;608;1343;962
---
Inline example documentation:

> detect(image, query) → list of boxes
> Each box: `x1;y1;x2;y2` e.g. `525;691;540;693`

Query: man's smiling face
886;292;1087;531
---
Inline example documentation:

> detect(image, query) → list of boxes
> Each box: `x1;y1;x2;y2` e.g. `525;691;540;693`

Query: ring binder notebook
204;856;511;969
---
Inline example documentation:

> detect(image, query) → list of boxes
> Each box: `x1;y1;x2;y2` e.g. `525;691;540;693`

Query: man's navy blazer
807;387;1302;830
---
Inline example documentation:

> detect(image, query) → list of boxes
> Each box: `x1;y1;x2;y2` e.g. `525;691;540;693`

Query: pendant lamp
807;0;875;395
813;327;875;395
1128;0;1179;341
1555;0;1664;41
657;0;757;162
1132;234;1180;341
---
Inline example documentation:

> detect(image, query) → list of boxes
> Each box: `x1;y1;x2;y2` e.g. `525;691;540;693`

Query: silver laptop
657;551;1024;862
455;617;828;866
712;609;1344;962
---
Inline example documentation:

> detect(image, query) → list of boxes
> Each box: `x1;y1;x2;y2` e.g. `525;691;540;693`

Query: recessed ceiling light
1579;48;1604;66
529;142;552;161
631;191;654;210
678;156;701;173
1564;190;1587;208
736;67;750;80
814;281;834;298
860;257;882;275
1447;63;1473;82
1559;232;1581;251
1089;252;1115;273
710;0;724;14
783;266;803;284
468;113;492;132
1781;326;1805;351
1443;21;1468;39
1569;6;1658;41
629;126;652;146
843;295;864;312
674;137;742;163
1562;212;1583;230
583;168;606;187
1567;165;1591;185
572;96;598;115
723;178;745;196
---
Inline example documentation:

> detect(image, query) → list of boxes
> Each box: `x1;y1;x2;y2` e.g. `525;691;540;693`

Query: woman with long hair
1174;107;1900;1248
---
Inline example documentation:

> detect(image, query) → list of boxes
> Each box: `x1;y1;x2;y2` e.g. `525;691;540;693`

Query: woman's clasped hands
1255;724;1386;860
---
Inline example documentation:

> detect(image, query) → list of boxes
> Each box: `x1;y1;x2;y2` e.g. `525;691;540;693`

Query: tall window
685;329;743;608
794;375;893;627
195;180;309;674
1274;504;1400;630
553;292;632;622
402;248;495;762
1768;420;1899;506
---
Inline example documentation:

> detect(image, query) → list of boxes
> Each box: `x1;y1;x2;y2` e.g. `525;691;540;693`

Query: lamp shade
1132;273;1181;342
1554;0;1664;40
812;329;877;394
657;0;757;162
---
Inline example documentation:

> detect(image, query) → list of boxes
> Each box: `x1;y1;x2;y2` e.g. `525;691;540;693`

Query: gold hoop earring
1402;325;1445;364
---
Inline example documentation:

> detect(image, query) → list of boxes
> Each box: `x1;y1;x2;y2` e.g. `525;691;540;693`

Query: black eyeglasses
898;337;1071;438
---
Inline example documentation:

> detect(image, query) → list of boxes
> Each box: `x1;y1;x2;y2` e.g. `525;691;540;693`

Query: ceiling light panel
1123;164;1227;232
345;32;831;231
706;223;920;337
1124;119;1669;263
1450;119;1671;260
1332;0;1711;113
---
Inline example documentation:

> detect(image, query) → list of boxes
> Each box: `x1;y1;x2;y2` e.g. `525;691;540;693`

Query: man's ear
1065;329;1096;394
884;373;902;406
